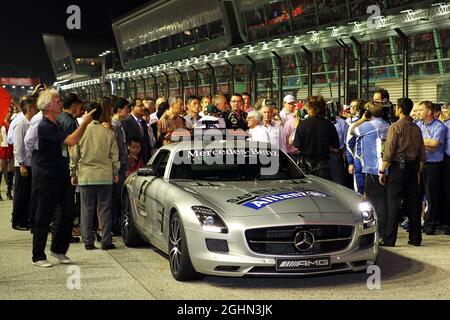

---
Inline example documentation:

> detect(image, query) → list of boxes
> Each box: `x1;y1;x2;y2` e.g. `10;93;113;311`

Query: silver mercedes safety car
121;140;378;281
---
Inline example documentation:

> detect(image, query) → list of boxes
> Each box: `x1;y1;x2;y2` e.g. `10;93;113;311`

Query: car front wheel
169;212;203;281
121;191;145;247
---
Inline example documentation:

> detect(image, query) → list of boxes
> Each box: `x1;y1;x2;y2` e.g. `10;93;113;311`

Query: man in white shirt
7;111;24;145
12;98;39;230
261;106;287;152
247;111;270;143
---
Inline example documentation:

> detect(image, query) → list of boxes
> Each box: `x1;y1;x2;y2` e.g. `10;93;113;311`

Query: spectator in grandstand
261;105;287;153
242;92;254;113
70;102;119;251
350;101;389;242
184;96;202;130
247;111;270;143
12;97;38;230
32;89;95;267
227;93;248;131
280;95;296;124
111;98;129;236
416;101;448;235
293;96;339;180
379;98;426;247
157;96;186;146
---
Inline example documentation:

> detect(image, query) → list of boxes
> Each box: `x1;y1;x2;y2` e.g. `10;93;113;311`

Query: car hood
173;179;352;217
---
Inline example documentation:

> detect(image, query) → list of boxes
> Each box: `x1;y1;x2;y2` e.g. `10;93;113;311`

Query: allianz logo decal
243;191;327;210
279;259;329;268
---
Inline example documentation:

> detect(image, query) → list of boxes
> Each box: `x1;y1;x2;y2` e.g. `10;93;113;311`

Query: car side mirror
137;165;155;176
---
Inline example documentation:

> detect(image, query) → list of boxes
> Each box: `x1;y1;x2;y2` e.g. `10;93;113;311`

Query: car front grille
245;225;354;256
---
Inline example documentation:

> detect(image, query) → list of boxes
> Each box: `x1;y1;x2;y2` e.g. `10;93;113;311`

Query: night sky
0;0;152;84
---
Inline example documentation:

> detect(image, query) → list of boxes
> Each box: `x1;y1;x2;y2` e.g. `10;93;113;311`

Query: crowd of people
1;84;449;267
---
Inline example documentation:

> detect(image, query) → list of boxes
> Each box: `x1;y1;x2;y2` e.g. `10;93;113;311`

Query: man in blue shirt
440;103;450;235
416;101;448;235
329;114;349;186
351;101;389;241
346;99;366;194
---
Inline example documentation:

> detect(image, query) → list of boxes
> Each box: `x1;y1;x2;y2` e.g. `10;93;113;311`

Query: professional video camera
359;100;397;124
325;100;340;124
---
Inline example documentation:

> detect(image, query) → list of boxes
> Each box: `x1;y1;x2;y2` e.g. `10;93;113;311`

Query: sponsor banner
0;78;39;86
242;191;327;210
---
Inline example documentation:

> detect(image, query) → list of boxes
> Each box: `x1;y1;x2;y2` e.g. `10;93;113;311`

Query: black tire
168;212;204;281
121;191;145;247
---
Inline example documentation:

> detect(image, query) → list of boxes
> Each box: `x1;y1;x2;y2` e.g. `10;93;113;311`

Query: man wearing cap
280;95;296;125
227;93;248;131
247;111;270;143
282;96;300;161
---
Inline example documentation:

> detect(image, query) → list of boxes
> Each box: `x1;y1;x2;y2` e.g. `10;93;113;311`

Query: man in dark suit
121;100;152;164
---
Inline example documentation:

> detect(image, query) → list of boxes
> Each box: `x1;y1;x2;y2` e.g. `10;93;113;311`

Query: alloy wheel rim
169;217;182;275
122;195;130;240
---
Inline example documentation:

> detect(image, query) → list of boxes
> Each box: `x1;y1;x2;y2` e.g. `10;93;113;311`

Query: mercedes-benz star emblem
294;231;315;252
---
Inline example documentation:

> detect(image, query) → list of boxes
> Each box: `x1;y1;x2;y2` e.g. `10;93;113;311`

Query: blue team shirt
354;118;389;175
334;117;349;150
444;120;450;157
416;119;447;162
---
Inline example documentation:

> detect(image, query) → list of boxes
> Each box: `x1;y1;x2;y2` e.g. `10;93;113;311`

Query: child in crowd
126;138;145;177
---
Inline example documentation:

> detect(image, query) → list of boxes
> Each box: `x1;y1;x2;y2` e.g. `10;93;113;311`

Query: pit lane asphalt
1;185;450;300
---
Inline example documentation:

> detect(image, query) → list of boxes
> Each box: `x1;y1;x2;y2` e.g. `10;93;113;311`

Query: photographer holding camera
350;101;389;241
293;96;340;180
378;98;426;247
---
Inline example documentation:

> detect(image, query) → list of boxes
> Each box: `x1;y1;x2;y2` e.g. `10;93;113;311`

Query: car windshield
170;148;305;181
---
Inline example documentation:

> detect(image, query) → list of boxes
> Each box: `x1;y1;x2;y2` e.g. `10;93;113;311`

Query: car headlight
192;206;228;234
359;202;376;229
